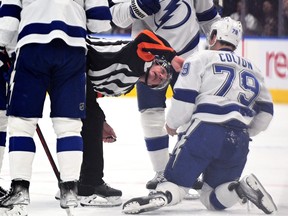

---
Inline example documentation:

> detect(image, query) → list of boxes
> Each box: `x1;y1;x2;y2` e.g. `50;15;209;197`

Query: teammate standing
0;38;14;198
109;0;221;192
0;0;111;215
122;17;277;215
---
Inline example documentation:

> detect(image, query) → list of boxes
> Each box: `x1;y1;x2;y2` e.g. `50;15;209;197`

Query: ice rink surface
0;97;287;216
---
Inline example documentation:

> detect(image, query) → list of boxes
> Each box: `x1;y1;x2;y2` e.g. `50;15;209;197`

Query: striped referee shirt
87;36;150;96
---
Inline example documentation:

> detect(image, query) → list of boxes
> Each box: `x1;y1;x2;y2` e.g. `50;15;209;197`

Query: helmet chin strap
144;69;150;86
208;36;217;50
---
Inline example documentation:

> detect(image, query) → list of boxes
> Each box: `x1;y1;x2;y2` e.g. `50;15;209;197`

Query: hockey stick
36;124;61;182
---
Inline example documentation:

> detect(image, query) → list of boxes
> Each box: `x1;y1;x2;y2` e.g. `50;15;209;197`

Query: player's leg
136;80;170;190
1;43;50;214
137;71;202;197
78;78;122;207
198;125;276;214
199;127;249;211
122;120;210;214
49;40;86;211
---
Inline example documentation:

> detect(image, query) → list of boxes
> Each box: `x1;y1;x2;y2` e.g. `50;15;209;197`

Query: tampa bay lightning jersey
0;0;112;50
166;49;274;135
110;0;220;58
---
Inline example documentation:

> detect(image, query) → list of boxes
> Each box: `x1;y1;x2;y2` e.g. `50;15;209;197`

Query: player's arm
0;1;21;48
109;0;161;28
248;75;274;137
195;0;221;38
85;0;112;33
166;57;203;133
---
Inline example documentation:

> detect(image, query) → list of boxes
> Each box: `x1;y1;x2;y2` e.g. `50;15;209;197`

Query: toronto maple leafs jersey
110;0;220;58
0;0;112;50
166;49;274;136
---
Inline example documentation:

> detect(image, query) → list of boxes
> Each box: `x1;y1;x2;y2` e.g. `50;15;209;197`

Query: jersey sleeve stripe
0;4;21;20
86;6;112;20
196;6;218;22
173;88;198;103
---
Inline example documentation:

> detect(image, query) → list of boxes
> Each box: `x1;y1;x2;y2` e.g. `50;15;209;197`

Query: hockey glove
130;0;161;19
133;30;176;62
0;47;12;83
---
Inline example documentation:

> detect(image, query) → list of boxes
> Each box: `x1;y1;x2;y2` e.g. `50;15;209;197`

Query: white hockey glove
130;0;161;19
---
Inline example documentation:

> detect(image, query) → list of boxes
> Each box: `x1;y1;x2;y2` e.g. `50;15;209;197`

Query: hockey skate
79;183;122;207
183;179;203;200
59;181;78;216
122;191;171;214
0;179;30;216
232;173;277;214
145;171;165;190
0;186;7;198
146;172;201;200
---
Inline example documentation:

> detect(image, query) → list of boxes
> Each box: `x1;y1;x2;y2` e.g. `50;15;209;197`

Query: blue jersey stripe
86;6;112;20
18;21;86;41
173;88;198;103
257;101;274;115
196;6;218;22
194;103;255;117
0;4;21;20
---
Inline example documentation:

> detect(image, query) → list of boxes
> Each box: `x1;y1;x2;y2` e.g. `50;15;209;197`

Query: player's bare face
147;65;168;87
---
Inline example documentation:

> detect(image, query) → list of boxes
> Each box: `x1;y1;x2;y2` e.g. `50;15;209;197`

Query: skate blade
65;206;75;216
80;195;122;207
246;174;277;214
122;197;166;214
183;189;200;200
0;205;28;216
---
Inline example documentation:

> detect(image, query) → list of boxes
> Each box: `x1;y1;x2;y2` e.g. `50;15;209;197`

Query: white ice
0;97;287;216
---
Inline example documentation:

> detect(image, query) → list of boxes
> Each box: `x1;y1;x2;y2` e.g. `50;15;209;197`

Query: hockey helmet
145;55;173;90
209;17;243;48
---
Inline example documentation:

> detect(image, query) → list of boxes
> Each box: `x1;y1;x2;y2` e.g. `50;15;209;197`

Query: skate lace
152;172;165;182
0;187;20;207
0;186;7;195
102;183;112;189
228;181;248;204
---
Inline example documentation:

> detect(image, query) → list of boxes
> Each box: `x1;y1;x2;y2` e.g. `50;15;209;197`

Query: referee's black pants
79;78;105;187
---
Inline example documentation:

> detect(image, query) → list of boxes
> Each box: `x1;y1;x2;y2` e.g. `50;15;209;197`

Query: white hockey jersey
0;0;112;50
166;49;274;136
110;0;220;58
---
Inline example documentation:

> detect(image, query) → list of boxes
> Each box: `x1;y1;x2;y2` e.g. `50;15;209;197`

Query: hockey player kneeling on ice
122;17;277;215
